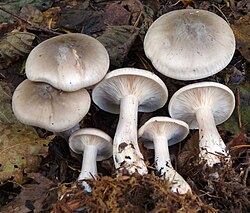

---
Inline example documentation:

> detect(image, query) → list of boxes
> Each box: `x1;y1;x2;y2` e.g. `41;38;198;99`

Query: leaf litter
0;0;249;212
0;81;54;184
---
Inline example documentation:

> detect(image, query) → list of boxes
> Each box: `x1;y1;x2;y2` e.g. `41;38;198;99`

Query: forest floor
0;0;249;212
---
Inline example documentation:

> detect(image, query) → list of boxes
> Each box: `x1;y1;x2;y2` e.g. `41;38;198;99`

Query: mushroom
12;79;91;132
92;68;168;175
168;82;235;168
138;116;191;194
69;128;112;180
26;33;110;92
144;9;235;80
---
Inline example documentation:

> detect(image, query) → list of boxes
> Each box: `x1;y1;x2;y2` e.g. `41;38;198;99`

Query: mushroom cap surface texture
69;128;113;161
12;79;91;132
138;117;189;148
92;68;168;114
168;82;235;129
144;9;235;80
26;33;109;91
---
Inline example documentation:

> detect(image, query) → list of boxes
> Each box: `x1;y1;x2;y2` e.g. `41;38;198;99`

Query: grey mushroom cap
69;128;113;161
92;68;168;114
144;9;235;80
12;79;91;132
168;82;235;129
138;117;189;149
26;33;109;91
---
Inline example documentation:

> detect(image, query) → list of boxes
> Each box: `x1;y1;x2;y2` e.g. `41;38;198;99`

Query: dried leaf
20;4;44;24
0;0;53;23
0;82;16;124
103;3;131;26
121;0;154;35
0;30;35;69
97;25;139;67
42;6;61;29
0;81;53;184
0;122;52;184
220;83;250;134
0;173;57;212
227;132;248;157
57;4;95;31
231;12;250;62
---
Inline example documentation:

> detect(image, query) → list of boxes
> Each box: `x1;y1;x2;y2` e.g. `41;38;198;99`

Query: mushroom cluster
12;8;236;196
12;33;109;134
12;33;110;183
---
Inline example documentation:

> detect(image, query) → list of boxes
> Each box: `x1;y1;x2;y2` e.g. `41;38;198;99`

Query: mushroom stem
113;95;147;175
154;136;172;171
154;136;191;194
79;145;98;180
196;107;230;167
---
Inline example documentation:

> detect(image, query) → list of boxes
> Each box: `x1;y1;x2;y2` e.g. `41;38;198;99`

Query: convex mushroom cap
139;117;189;147
139;117;191;194
92;68;168;175
168;82;235;168
69;128;112;180
26;33;110;91
144;9;235;80
12;79;91;132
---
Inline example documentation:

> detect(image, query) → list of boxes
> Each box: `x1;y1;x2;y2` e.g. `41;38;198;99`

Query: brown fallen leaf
0;81;54;184
0;173;57;212
20;4;44;25
0;30;35;69
0;122;52;184
97;25;139;67
103;3;131;26
231;12;250;62
227;132;248;158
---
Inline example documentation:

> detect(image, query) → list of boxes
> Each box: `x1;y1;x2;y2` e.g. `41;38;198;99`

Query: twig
236;87;242;128
130;10;142;33
211;4;230;24
0;6;62;35
133;11;142;28
230;145;250;151
137;54;154;72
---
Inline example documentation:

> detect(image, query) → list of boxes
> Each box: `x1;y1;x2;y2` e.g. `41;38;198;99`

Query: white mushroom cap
26;33;109;91
144;9;235;80
12;79;91;132
92;68;168;114
138;117;189;148
168;82;235;129
69;128;113;161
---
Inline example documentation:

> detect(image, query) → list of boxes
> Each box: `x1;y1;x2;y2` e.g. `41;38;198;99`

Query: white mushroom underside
92;68;168;175
139;118;191;194
169;82;235;167
169;84;235;129
93;74;168;114
69;128;112;180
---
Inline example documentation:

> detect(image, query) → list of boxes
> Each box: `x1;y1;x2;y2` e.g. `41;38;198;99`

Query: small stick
0;6;62;35
0;6;31;24
130;10;142;33
236;87;242;128
211;4;230;24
